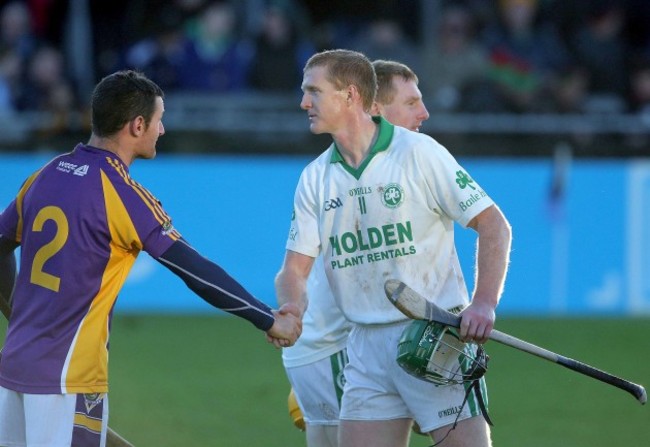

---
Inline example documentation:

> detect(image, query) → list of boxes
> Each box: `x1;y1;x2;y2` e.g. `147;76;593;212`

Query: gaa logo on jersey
380;183;404;209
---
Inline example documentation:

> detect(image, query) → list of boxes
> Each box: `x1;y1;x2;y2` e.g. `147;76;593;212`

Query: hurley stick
384;279;647;405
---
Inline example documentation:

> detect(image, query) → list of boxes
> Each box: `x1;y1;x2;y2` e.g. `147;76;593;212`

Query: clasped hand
266;303;302;348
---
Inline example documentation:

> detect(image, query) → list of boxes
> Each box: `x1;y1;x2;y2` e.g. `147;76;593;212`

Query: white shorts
0;386;109;447
285;349;348;425
340;321;488;433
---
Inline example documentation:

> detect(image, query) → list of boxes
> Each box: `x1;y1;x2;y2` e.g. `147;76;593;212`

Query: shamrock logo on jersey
381;183;404;208
455;170;476;190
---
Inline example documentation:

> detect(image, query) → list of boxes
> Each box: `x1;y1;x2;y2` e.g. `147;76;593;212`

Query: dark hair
91;70;164;137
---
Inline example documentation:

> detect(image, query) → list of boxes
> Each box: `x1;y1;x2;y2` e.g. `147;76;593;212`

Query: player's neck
333;117;379;168
87;134;133;166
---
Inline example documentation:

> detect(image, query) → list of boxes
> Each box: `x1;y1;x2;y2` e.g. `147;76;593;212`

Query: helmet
397;319;488;385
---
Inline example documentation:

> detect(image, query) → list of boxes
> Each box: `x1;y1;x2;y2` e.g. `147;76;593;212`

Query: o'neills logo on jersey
329;220;416;269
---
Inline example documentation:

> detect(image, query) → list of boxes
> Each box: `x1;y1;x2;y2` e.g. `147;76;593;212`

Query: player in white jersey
282;59;430;447
275;49;511;447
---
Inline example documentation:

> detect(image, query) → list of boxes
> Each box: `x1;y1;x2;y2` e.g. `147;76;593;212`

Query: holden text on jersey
329;220;416;269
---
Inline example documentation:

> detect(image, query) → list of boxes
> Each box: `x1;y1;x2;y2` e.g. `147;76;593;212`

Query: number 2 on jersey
30;206;69;292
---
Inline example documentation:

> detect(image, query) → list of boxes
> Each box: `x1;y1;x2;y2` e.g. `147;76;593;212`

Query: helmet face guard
397;319;488;386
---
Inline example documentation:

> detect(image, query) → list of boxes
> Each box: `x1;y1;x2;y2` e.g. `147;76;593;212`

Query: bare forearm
274;250;313;317
275;270;308;316
472;207;512;308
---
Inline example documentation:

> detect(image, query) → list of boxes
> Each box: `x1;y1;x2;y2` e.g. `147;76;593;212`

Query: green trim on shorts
447;305;488;418
459;344;489;417
462;378;486;417
330;348;349;404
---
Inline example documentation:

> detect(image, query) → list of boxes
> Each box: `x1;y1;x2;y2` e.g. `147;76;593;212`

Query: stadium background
0;0;649;445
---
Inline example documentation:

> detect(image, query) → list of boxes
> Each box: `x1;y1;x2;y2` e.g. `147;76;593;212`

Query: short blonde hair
372;60;418;105
304;49;377;112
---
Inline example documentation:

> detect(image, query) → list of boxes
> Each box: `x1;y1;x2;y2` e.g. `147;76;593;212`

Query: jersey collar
330;116;394;179
77;144;129;172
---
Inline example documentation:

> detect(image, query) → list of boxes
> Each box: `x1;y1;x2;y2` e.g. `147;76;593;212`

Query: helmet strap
428;377;494;446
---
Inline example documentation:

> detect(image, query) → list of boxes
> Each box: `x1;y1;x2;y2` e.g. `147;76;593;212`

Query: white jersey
282;255;353;368
286;117;494;324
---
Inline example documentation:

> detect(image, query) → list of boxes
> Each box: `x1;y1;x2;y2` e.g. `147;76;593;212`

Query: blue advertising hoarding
1;152;647;316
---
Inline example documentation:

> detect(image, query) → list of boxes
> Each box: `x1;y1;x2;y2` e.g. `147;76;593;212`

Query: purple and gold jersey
0;144;181;394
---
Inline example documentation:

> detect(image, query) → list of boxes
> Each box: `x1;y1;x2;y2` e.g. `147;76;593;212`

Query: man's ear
370;101;382;116
129;116;146;137
346;84;361;105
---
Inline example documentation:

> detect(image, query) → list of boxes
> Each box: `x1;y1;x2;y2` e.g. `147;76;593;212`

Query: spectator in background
0;47;22;114
350;18;421;77
123;6;187;91
567;0;629;114
552;65;590;114
479;0;571;113
177;1;252;92
14;45;77;134
0;0;36;107
16;45;74;111
174;0;210;17
0;1;37;61
247;2;314;92
625;53;650;150
420;4;489;112
628;55;650;114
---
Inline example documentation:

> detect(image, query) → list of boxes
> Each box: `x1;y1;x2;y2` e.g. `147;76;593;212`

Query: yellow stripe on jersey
106;156;168;221
13;169;43;242
106;157;181;240
100;168;146;251
63;170;141;393
74;413;103;433
129;177;168;220
106;156;129;180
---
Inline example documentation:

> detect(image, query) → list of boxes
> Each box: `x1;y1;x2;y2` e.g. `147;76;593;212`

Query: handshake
266;302;303;348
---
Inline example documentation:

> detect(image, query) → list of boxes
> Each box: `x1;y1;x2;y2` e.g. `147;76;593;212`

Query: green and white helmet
397;319;488;386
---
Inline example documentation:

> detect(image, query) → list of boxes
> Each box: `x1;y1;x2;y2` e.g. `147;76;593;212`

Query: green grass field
2;316;649;446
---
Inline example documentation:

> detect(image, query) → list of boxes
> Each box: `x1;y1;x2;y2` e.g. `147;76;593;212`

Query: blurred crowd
1;0;650;123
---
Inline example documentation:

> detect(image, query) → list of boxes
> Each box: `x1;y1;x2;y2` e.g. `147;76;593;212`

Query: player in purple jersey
0;70;301;447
